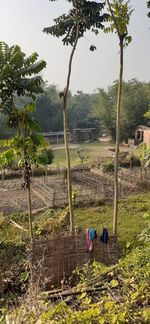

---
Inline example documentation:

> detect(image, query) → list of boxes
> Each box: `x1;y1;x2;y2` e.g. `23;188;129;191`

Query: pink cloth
86;229;93;251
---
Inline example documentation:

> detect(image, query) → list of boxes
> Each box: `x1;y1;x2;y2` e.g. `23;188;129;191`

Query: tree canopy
44;0;108;46
1;79;150;141
0;41;46;113
95;79;150;141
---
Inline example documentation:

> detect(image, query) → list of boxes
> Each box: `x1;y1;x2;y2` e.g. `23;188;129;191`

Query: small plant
77;149;89;165
45;209;55;218
7;212;28;222
100;160;114;173
72;190;78;207
138;213;150;243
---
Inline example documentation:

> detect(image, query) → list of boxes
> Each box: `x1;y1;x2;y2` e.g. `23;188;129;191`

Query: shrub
100;160;114;173
119;154;141;168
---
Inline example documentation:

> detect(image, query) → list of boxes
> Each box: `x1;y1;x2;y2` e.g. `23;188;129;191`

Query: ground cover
74;193;148;249
0;189;150;321
3;241;150;323
51;142;115;167
0;191;149;270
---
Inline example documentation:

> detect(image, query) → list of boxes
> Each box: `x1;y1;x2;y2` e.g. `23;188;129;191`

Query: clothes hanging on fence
86;229;93;251
100;228;108;244
89;228;95;241
86;228;97;251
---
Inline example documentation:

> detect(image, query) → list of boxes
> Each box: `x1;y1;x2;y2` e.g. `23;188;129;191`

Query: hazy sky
0;0;149;93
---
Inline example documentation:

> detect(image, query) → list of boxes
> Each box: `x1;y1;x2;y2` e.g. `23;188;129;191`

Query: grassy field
50;142;115;167
50;141;137;168
1;191;149;267
74;193;148;249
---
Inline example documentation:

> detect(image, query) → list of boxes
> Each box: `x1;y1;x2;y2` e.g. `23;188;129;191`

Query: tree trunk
113;37;124;235
63;106;74;233
27;185;34;244
20;121;34;243
62;23;79;234
45;165;48;184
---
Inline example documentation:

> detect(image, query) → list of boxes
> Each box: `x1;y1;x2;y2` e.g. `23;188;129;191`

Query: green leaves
106;0;133;46
0;42;46;112
0;148;15;168
37;148;54;166
44;1;108;46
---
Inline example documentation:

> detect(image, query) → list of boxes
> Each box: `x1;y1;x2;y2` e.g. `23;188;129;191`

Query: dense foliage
0;79;149;142
0;41;46;113
95;79;150;141
3;242;150;323
34;87;100;133
43;0;108;46
1;79;150;141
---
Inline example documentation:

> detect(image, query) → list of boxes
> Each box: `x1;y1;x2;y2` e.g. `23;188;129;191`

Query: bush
119;154;141;168
100;160;114;173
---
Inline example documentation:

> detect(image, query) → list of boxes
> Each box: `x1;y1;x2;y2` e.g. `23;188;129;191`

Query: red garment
86;228;93;251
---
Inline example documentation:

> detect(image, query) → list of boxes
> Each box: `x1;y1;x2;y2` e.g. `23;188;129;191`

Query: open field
0;188;149;249
0;166;141;215
51;142;115;167
50;141;139;168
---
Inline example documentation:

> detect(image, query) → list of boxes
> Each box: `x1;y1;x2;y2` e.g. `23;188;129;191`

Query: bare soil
0;178;45;215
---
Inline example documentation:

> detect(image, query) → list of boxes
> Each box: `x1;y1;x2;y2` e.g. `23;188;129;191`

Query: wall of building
144;131;150;146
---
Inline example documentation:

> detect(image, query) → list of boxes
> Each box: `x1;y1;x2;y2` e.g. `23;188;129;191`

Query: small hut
135;125;150;146
72;128;98;143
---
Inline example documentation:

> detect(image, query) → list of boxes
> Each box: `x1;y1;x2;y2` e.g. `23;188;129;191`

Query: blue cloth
89;228;96;241
100;228;108;244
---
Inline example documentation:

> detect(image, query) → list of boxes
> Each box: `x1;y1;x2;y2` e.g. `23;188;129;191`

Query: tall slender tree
106;0;132;235
43;0;108;233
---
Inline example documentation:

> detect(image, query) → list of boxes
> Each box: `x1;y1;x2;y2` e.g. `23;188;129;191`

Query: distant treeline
0;79;150;141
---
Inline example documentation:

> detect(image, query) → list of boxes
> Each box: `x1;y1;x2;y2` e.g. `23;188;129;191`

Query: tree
106;0;132;235
0;42;46;242
0;103;47;242
68;91;100;129
35;85;63;132
95;87;116;140
0;41;46;113
96;80;149;141
37;148;54;178
34;86;100;133
43;0;107;233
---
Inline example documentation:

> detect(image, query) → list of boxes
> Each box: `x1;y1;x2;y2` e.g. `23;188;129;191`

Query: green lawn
74;193;148;249
1;182;149;273
51;142;115;167
50;141;136;168
1;191;148;255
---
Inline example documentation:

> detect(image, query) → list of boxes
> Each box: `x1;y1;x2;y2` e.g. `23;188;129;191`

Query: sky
0;0;149;93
